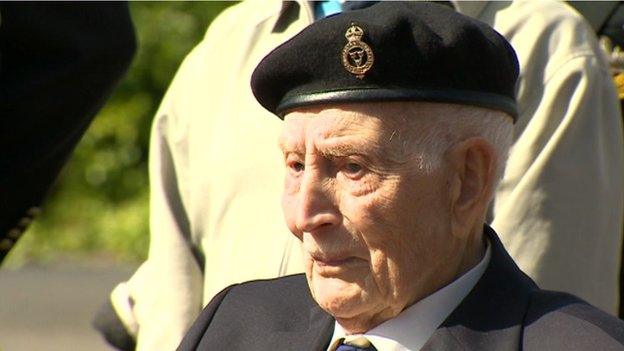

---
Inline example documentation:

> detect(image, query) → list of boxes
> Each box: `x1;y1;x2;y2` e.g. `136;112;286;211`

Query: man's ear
447;138;497;238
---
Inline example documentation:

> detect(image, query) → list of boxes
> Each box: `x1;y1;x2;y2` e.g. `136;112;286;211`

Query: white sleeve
491;54;624;314
109;51;205;350
107;3;298;348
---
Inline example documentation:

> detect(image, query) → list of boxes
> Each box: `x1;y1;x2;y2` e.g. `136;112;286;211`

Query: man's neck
455;227;487;281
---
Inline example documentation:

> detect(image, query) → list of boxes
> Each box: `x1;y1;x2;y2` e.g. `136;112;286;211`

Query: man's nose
296;168;340;234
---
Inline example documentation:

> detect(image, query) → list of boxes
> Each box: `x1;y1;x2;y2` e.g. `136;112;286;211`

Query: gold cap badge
341;23;374;79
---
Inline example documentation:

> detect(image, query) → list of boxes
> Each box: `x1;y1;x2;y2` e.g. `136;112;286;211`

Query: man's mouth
311;253;362;275
315;257;351;267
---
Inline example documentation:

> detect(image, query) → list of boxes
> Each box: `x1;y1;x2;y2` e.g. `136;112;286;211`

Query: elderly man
177;3;624;350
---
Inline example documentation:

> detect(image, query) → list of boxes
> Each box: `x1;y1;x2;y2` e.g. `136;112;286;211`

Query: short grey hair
398;103;514;186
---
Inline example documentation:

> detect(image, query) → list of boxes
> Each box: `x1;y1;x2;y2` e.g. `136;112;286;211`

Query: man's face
279;102;466;331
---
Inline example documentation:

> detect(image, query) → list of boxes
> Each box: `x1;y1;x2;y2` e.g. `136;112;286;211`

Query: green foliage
6;2;235;266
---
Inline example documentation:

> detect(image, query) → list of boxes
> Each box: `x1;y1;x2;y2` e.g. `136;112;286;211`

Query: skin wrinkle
279;101;511;333
280;108;411;170
279;102;512;175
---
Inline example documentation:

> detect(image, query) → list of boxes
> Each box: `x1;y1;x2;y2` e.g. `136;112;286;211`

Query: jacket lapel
266;291;335;350
422;226;537;351
307;304;336;350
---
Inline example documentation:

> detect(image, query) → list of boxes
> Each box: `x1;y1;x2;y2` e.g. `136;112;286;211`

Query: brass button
7;229;22;239
18;217;33;228
0;239;13;251
27;207;42;217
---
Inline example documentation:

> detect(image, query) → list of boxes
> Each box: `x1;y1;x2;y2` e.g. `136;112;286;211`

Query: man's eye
343;162;363;175
289;161;305;173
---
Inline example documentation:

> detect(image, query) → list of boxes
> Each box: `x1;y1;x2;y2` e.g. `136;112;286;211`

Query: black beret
251;2;519;121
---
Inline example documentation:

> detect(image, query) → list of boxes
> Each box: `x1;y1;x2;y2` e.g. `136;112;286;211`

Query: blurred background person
0;3;136;350
0;2;135;262
0;3;228;350
460;0;624;316
94;1;624;350
567;1;624;318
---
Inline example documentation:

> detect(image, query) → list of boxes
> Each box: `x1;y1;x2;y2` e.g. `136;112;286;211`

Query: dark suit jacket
178;226;624;350
0;3;136;262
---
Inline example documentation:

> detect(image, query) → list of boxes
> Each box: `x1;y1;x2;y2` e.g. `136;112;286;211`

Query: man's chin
308;275;371;319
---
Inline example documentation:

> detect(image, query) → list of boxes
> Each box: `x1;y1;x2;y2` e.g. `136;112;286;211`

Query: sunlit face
279;102;468;332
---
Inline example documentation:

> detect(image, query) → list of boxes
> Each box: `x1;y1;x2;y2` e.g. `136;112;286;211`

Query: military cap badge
341;23;374;79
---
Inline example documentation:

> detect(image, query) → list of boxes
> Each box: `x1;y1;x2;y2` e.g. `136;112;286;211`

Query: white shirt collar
327;241;492;351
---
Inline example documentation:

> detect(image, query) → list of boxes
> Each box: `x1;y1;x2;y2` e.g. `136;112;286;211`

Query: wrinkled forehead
278;104;394;151
277;101;462;150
